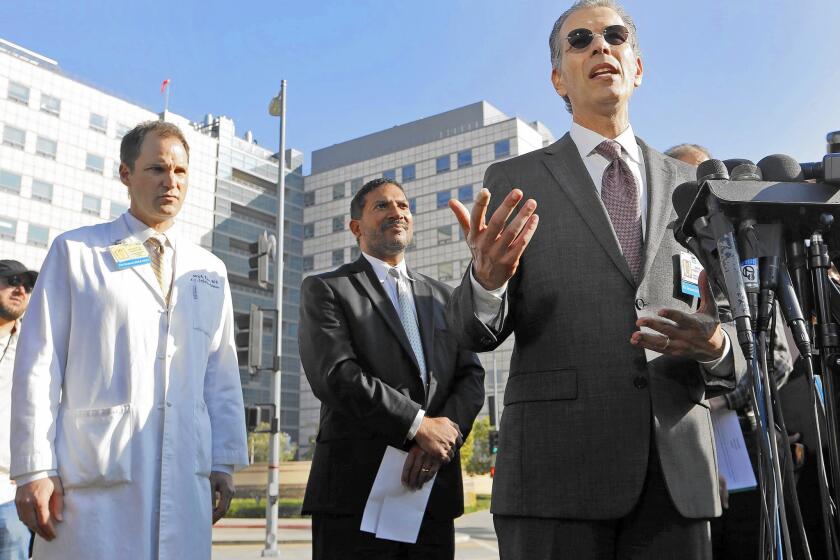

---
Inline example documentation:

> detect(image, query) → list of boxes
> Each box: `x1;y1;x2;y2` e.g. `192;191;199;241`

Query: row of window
0;167;127;217
2;124;112;176
6;81;132;138
302;246;465;282
302;185;474;240
0;216;50;248
304;139;512;208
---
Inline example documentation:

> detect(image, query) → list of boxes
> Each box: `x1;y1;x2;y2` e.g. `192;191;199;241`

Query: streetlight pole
263;80;286;557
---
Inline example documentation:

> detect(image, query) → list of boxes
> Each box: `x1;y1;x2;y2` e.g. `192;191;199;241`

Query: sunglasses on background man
1;275;35;293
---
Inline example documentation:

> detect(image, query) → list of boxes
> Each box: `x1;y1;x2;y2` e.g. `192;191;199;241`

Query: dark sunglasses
3;275;34;293
566;25;629;50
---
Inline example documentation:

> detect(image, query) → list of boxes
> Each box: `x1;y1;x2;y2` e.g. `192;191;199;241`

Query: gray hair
549;0;641;113
664;143;712;161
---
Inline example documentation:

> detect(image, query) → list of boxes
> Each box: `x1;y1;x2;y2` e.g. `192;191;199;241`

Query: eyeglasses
3;275;34;293
566;25;629;50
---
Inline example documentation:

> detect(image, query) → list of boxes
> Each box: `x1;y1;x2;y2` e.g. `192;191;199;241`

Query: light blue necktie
388;268;427;384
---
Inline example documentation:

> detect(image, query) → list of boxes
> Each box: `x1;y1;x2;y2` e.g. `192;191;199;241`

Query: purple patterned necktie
595;139;643;282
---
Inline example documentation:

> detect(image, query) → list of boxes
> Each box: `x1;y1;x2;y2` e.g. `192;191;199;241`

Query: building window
302;255;314;272
89;113;108;134
382;169;396;181
332;216;344;233
115;123;131;139
27;224;49;248
113;161;121;178
438;262;454;282
110;202;128;219
331;183;345;200
409;198;416;215
436;191;450;209
402;164;416;182
0;217;16;240
2;126;25;149
0;170;21;193
7;82;29;105
332;249;344;266
86;153;105;174
437;225;453;245
436;155;450;174
31;180;53;202
457;184;473;203
494;139;511;159
351;177;363;194
36;136;57;159
304;191;315;207
82;194;101;216
457;149;472;168
350;245;360;260
303;223;315;239
40;94;61;116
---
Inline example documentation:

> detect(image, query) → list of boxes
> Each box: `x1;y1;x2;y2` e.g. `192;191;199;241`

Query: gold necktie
146;235;171;302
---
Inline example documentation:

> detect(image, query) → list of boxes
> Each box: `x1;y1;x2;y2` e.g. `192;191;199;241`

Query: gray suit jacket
447;133;743;520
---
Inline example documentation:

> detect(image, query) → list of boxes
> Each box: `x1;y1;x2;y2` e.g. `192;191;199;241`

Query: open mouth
589;63;619;79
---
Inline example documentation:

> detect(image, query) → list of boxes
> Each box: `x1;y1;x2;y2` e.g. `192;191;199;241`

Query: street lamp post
262;80;286;557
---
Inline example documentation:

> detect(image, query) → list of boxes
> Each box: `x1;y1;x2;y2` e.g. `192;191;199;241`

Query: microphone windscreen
757;154;804;182
730;163;762;181
723;158;754;174
697;159;729;183
672;181;700;220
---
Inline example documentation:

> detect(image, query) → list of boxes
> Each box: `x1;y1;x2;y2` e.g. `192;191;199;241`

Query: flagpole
164;84;170;114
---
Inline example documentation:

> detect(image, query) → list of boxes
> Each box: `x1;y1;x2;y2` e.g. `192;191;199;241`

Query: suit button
633;376;648;389
635;298;646;310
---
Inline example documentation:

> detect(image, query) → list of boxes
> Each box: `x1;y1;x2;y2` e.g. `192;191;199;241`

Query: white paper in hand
360;446;437;543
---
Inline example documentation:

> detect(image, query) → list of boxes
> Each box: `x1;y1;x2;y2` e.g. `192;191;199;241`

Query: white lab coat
10;213;248;559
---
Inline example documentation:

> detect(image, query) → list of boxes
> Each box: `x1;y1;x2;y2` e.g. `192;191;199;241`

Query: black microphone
672;182;728;298
723;158;754;176
757;154;804;182
730;163;762;181
697;159;729;183
777;267;813;357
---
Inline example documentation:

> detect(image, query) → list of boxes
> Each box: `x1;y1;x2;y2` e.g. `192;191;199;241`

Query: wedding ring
663;336;670;350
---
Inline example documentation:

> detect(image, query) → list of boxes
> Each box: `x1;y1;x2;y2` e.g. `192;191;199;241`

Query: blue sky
3;1;839;173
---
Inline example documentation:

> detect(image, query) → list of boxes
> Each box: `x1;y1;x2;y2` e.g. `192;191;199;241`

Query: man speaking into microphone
447;1;744;558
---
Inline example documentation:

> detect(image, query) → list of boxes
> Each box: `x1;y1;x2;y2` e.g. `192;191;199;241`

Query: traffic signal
248;230;272;288
245;404;275;432
235;303;264;375
488;429;499;455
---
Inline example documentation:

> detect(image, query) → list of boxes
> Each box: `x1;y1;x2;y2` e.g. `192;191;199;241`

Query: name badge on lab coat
108;242;151;269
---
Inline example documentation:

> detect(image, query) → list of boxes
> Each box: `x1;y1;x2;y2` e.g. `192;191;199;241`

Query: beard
0;300;25;322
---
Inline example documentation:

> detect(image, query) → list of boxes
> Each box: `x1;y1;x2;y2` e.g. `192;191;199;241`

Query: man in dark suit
447;1;743;558
299;178;485;559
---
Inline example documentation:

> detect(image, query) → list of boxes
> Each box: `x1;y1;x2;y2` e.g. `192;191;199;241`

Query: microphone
723;158;754;176
730;163;762;181
672;182;728;298
757;154;804;182
697;159;729;183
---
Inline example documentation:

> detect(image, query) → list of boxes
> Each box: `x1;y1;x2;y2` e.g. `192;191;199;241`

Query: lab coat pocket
195;401;212;477
57;404;133;489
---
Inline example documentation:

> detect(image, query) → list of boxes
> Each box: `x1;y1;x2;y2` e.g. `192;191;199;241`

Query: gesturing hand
16;475;64;541
414;416;462;463
449;188;539;291
631;270;726;362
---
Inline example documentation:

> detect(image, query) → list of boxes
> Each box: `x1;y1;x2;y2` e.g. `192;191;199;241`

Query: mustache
381;219;407;231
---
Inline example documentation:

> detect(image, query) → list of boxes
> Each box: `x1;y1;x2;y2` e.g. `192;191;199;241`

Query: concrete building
0;38;302;441
299;101;554;453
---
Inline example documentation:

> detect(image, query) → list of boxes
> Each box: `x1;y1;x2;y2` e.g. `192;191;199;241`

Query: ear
349;219;361;241
551;67;567;98
633;55;643;88
119;163;132;188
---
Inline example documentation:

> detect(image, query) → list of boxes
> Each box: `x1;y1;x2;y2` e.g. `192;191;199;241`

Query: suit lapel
638;140;676;284
351;258;422;375
541;134;635;287
408;268;436;403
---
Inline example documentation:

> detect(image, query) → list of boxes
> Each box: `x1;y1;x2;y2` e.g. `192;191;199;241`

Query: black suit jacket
299;256;485;519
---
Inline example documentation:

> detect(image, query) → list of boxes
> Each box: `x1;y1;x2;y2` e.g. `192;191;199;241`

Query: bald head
665;144;711;166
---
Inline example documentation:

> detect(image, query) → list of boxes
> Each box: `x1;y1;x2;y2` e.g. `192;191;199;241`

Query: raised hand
449;188;539;291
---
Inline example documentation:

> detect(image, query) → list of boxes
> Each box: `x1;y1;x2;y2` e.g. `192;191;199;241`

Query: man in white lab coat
10;121;248;560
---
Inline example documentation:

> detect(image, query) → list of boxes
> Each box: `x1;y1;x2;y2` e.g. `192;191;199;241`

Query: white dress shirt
470;123;731;373
0;322;20;504
361;253;426;440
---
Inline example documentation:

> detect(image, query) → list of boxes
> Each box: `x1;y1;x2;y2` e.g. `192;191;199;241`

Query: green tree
461;417;492;475
248;423;298;463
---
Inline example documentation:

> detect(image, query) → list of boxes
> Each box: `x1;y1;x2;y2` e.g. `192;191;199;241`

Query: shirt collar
362;252;409;284
569;121;640;165
122;211;178;247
